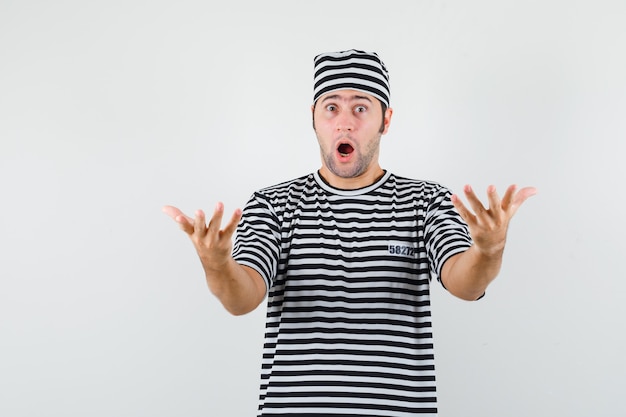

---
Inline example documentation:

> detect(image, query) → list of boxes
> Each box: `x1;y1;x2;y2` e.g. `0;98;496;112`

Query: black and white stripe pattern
233;171;472;416
313;49;391;107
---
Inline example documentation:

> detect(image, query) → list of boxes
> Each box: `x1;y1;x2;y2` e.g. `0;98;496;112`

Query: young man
164;49;536;416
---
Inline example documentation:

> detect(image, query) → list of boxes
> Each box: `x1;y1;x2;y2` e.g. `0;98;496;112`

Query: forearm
204;259;266;316
441;245;503;301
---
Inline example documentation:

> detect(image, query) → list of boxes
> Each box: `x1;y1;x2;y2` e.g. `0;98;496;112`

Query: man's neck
317;166;385;190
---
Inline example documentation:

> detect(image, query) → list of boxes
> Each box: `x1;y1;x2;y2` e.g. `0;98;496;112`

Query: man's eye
355;106;367;113
326;105;336;111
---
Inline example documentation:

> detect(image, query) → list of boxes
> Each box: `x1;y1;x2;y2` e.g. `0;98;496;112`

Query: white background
1;1;625;416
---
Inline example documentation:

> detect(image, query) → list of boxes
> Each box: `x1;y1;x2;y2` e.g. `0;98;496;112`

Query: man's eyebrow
321;94;373;103
352;95;372;102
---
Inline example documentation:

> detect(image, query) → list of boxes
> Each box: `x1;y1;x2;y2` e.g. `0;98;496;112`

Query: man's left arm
441;184;537;301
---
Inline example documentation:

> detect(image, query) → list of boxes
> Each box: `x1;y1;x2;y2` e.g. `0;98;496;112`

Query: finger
221;208;243;238
206;202;225;236
509;186;538;214
485;185;502;212
193;209;208;238
462;184;487;215
163;205;195;234
500;185;518;211
451;193;477;225
177;216;194;234
162;205;192;223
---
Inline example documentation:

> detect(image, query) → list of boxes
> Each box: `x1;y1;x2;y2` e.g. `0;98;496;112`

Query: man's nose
335;111;354;132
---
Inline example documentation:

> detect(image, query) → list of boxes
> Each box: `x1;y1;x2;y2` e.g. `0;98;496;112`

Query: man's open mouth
338;143;354;157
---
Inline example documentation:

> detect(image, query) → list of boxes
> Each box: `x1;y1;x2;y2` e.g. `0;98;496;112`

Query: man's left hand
451;184;537;257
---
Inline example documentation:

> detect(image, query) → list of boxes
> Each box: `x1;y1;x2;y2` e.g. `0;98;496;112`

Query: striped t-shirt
232;170;472;417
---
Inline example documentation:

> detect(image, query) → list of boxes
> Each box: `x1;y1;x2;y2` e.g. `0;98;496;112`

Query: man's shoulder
386;172;450;195
254;173;316;197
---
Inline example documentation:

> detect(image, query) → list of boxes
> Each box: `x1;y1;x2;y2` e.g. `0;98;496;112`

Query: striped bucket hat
313;49;390;107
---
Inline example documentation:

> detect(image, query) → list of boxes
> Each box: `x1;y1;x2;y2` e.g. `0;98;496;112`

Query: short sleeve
232;193;281;292
424;185;473;282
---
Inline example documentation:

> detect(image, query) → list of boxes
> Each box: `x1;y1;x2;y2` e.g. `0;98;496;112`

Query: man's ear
381;107;393;135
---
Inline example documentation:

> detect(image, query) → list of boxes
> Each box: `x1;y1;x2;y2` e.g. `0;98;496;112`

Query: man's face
312;90;392;187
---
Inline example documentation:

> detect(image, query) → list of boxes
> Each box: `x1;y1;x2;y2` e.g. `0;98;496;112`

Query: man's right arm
163;203;266;316
205;260;266;315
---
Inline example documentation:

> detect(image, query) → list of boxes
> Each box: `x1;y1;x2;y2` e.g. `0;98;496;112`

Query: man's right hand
162;203;242;274
162;203;266;315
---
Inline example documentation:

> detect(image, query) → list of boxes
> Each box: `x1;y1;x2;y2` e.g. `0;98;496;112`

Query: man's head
313;49;390;109
311;49;393;189
312;49;390;132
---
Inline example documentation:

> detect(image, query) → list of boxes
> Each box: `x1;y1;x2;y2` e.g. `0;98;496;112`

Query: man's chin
328;166;364;180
